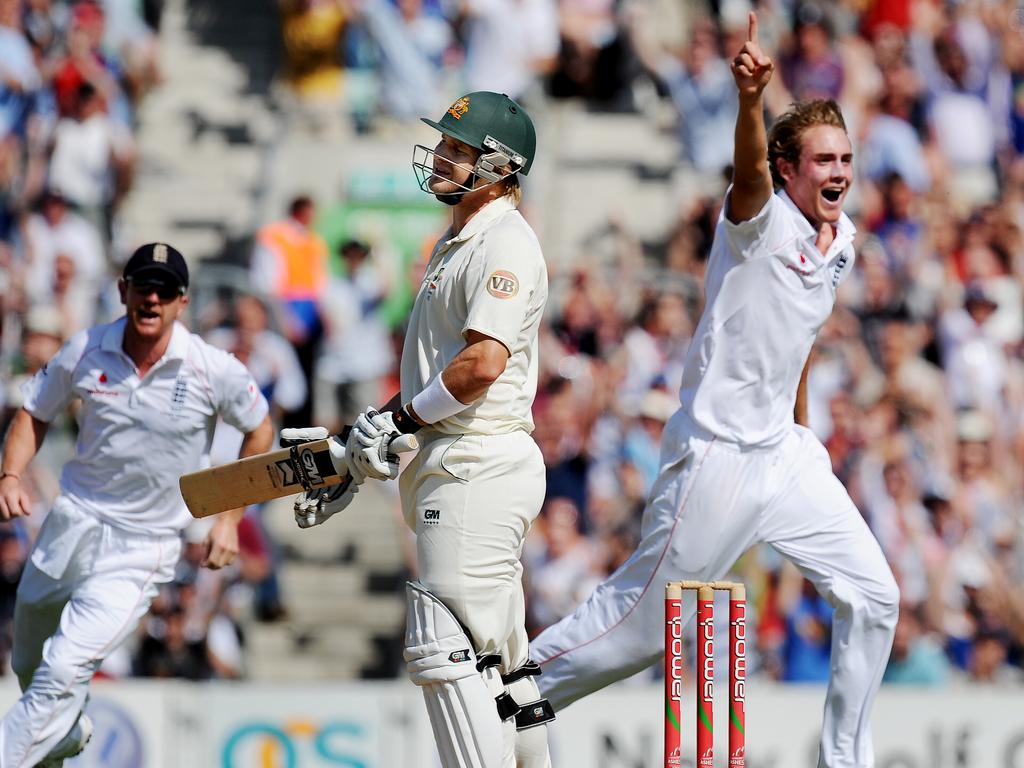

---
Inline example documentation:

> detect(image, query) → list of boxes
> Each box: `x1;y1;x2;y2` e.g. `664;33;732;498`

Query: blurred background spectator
251;194;329;426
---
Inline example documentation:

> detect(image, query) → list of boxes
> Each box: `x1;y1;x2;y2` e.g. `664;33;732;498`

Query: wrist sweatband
392;406;421;435
410;374;468;426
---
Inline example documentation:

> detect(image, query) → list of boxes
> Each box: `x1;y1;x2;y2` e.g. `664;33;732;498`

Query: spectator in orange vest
251;194;328;426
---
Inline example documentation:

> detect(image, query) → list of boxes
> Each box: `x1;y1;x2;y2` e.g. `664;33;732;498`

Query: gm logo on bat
300;448;323;484
274;448;325;488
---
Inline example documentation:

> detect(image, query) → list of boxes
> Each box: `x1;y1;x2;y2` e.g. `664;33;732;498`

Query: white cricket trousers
0;498;180;768
531;410;900;768
401;429;548;768
401;429;545;673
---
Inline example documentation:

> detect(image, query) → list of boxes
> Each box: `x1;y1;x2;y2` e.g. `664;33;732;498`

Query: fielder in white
286;91;554;768
531;15;899;768
0;243;272;767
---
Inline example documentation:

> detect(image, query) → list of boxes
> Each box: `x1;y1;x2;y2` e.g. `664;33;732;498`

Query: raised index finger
748;11;758;44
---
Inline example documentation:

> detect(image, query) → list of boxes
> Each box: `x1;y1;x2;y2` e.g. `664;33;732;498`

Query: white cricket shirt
401;195;548;435
21;317;268;535
679;189;856;446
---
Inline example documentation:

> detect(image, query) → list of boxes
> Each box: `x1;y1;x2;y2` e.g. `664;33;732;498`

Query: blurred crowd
1;0;1023;689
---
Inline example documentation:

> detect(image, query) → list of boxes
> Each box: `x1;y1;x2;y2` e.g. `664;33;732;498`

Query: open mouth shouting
821;186;843;204
133;305;163;328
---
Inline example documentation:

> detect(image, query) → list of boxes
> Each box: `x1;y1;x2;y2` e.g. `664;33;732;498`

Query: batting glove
294;477;359;529
346;408;411;481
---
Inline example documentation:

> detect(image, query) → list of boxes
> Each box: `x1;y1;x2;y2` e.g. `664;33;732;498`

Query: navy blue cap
122;242;189;290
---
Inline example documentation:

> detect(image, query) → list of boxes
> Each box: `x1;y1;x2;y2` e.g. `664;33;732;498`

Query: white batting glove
294;477;359;529
346;408;395;481
345;408;419;482
280;426;352;482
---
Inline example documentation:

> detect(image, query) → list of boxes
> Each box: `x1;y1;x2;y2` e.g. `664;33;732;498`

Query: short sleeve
20;331;88;422
722;188;783;260
214;351;269;433
462;225;544;352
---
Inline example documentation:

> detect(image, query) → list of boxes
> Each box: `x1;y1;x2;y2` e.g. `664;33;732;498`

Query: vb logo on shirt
487;270;519;299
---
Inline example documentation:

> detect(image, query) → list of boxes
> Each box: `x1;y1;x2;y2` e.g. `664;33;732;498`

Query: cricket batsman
287;91;554;767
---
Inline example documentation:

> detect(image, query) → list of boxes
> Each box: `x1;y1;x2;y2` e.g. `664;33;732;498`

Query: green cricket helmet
413;92;536;200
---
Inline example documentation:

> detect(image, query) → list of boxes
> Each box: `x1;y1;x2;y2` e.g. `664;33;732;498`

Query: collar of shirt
441;195;517;247
777;190;856;268
101;317;190;368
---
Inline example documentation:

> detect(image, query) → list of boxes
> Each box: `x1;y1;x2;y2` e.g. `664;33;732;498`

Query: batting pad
404;581;505;768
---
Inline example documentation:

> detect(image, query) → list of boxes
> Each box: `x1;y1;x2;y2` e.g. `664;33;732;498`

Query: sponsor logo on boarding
487;270;519;299
447;96;470;120
78;698;144;768
449;649;471;663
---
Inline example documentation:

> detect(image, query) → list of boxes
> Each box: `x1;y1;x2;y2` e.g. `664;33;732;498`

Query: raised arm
728;12;775;223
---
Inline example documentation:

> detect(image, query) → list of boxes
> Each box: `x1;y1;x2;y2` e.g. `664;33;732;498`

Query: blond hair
767;99;847;189
503;173;522;206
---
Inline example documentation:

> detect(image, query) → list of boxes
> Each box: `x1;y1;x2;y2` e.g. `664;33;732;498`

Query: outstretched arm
728;12;775;223
0;409;49;520
203;414;274;569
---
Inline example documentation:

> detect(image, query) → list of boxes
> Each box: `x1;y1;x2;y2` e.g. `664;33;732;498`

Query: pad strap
514;699;556;731
477;653;519;722
501;659;541;685
477;654;503;673
503;663;556;732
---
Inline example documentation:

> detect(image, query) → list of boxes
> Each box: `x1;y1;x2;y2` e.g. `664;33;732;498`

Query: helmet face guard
412;140;518;197
412;91;535;202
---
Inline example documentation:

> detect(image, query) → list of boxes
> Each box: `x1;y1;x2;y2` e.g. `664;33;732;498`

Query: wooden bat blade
180;438;342;517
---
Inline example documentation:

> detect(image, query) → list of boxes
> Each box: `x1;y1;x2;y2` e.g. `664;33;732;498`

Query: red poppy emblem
99;373;107;383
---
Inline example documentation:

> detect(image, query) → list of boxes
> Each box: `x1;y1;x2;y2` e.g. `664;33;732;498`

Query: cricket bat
179;428;417;518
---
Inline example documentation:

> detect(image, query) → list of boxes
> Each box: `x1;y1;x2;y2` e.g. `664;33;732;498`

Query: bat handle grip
333;424;417;460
